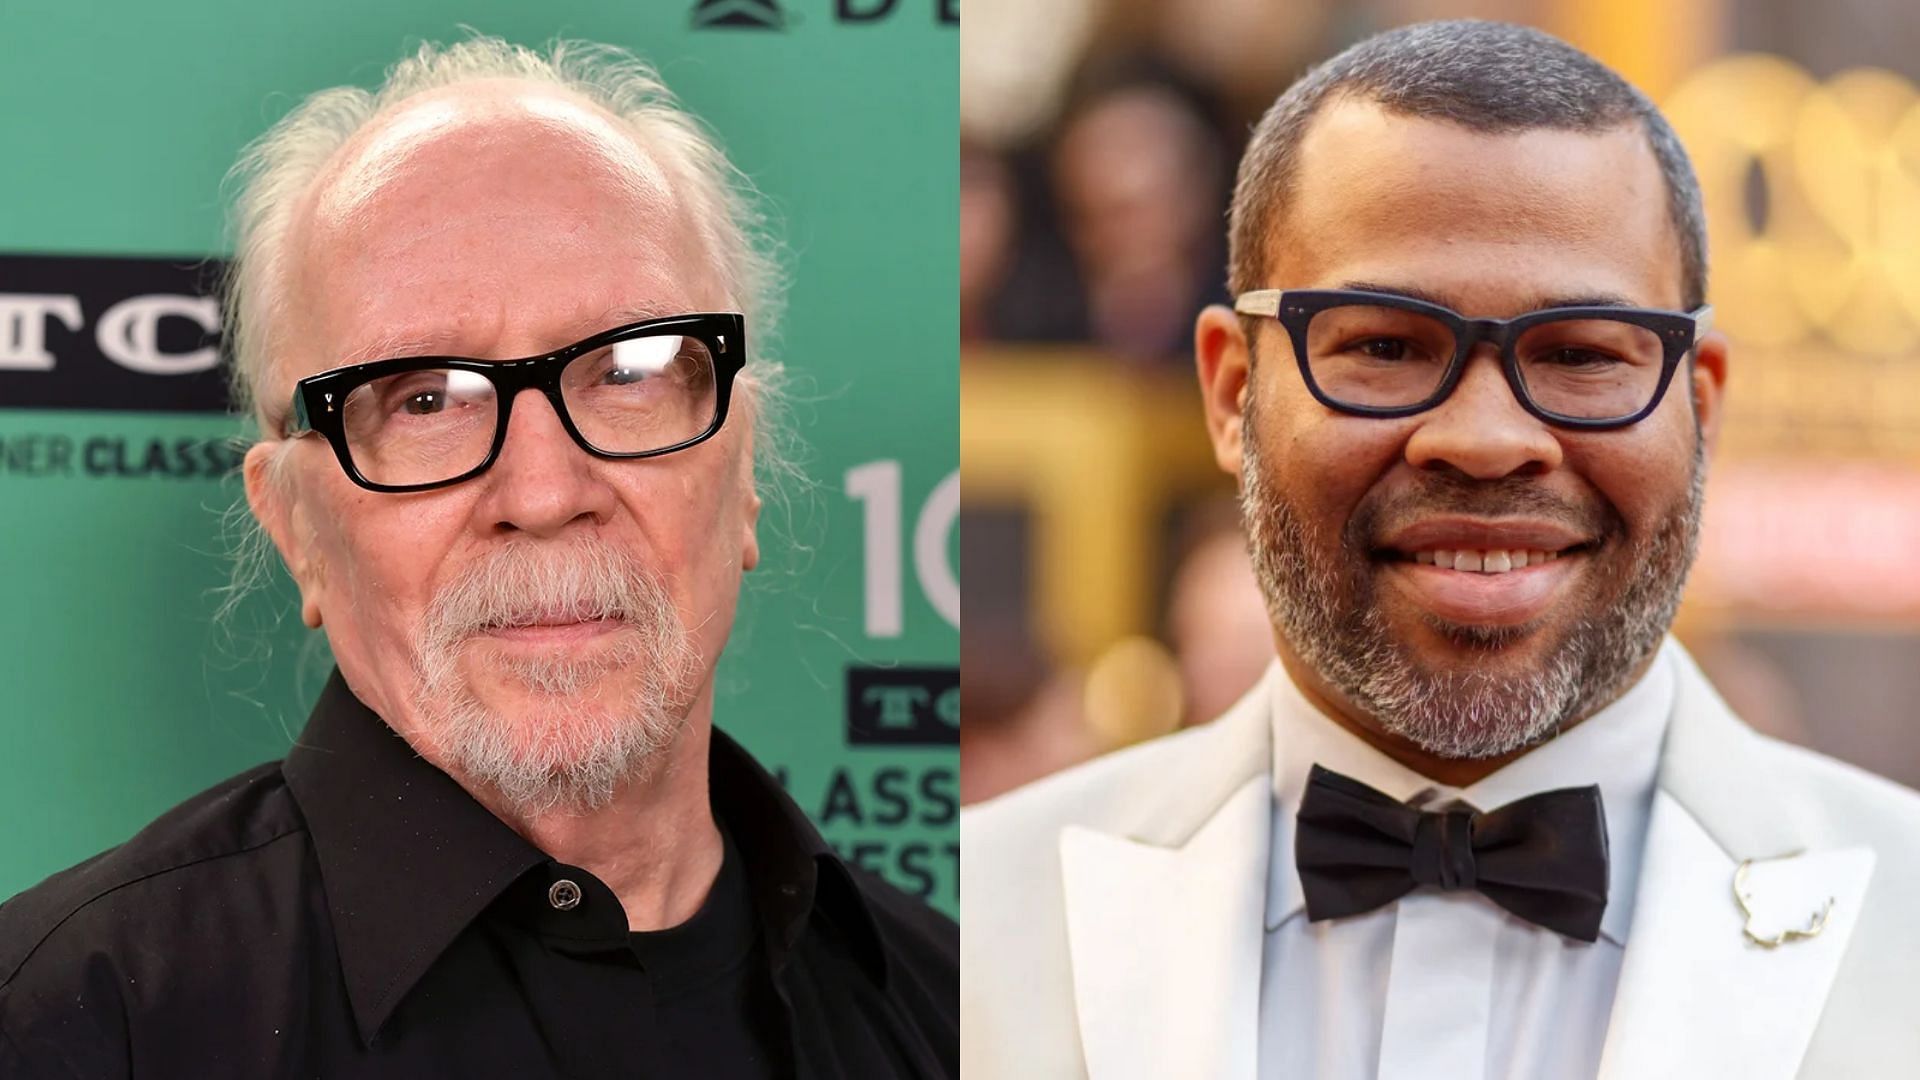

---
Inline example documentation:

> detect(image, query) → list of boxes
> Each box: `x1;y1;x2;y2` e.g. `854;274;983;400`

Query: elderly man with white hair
0;38;957;1079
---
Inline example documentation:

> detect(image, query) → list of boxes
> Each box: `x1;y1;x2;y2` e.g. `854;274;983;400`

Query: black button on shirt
0;672;958;1078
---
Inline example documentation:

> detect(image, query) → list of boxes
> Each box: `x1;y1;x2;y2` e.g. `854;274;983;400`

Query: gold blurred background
960;0;1920;803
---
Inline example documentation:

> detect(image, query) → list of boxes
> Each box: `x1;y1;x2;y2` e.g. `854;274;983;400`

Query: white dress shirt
1258;650;1675;1080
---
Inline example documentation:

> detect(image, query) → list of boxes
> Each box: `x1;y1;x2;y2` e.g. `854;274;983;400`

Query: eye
593;335;684;390
600;362;657;387
373;369;491;420
1539;347;1622;369
402;389;447;414
1354;337;1414;361
382;373;455;416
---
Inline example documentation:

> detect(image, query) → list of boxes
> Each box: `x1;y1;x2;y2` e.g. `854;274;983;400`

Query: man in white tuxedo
962;20;1920;1080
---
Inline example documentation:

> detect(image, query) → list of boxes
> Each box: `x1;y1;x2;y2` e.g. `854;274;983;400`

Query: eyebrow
1336;280;1641;314
334;300;683;368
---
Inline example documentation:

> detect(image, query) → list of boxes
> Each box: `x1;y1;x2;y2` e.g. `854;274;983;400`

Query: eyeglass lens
1302;303;1667;419
336;332;719;487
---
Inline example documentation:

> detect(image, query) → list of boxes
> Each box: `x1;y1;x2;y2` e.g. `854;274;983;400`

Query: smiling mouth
1379;543;1596;574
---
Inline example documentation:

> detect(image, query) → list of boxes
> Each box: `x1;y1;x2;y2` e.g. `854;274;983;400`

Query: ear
1688;329;1729;460
244;440;325;629
740;488;763;573
1195;304;1254;478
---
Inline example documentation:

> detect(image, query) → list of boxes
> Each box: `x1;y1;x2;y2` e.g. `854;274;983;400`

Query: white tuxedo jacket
961;641;1920;1078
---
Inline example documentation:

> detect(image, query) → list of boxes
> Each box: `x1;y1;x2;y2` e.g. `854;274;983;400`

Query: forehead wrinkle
331;298;684;370
333;327;459;369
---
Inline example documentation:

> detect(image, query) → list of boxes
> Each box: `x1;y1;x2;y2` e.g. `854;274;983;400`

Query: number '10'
845;461;959;638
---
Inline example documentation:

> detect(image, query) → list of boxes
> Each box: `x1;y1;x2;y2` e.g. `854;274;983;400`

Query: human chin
1357;494;1688;758
417;623;696;812
463;644;641;760
412;604;699;807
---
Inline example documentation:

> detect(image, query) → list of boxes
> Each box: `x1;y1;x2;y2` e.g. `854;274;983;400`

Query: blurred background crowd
960;0;1920;803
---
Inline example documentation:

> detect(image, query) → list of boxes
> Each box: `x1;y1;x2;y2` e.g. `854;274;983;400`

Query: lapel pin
1733;850;1835;949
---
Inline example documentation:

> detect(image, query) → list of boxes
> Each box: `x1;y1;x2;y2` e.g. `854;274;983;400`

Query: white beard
410;538;701;814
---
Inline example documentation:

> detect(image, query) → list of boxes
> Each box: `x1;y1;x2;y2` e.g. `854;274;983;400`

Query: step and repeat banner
0;0;958;913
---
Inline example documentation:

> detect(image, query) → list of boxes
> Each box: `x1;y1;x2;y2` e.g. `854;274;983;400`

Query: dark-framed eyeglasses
1232;289;1713;430
284;312;745;493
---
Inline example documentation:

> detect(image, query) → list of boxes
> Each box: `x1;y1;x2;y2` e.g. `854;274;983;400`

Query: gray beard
411;539;701;815
1237;406;1704;760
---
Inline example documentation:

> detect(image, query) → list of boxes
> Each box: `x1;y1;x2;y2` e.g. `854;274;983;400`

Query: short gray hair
1228;20;1707;310
223;34;790;460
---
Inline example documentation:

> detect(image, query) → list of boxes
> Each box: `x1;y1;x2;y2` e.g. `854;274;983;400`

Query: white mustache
420;540;674;649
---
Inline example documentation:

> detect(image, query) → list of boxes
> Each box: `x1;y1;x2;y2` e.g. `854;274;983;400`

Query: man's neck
468;708;725;934
1274;641;1659;788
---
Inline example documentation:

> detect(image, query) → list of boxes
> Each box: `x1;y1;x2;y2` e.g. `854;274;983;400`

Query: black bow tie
1294;764;1610;942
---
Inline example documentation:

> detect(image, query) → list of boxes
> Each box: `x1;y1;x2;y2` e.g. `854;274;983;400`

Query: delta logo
691;0;786;29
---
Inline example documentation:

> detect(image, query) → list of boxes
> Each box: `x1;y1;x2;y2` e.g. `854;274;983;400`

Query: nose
1402;347;1563;480
476;388;618;537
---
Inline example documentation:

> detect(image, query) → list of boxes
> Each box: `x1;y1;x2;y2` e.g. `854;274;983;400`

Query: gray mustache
421;541;673;646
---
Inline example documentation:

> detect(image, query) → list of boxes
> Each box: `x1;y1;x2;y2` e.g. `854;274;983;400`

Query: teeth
1410;548;1565;573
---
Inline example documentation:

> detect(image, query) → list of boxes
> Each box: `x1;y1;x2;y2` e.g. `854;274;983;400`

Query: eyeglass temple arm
283;391;314;438
1691;304;1714;344
1233;290;1284;319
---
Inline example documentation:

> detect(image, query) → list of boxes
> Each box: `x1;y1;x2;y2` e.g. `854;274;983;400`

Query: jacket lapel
1060;777;1269;1080
1057;677;1276;1080
1596;646;1876;1080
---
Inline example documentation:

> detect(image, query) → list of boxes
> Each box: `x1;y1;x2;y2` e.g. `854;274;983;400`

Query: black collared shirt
0;672;957;1078
627;825;778;1077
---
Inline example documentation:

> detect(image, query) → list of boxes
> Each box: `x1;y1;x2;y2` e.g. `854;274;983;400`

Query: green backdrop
0;0;958;914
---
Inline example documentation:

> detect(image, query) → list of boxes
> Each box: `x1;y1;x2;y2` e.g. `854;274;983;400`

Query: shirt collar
283;669;888;1046
704;711;893;988
1266;641;1678;946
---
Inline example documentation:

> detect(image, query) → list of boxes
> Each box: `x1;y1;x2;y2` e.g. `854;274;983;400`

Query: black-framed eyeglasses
1233;289;1713;430
284;312;745;493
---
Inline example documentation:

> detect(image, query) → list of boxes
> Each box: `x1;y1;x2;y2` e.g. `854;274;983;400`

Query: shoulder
1673;636;1920;843
0;761;304;989
1746;736;1920;1061
957;674;1274;1078
962;669;1274;872
836;862;956;1013
842;863;956;965
1749;733;1920;872
829;864;957;1067
1756;734;1920;824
